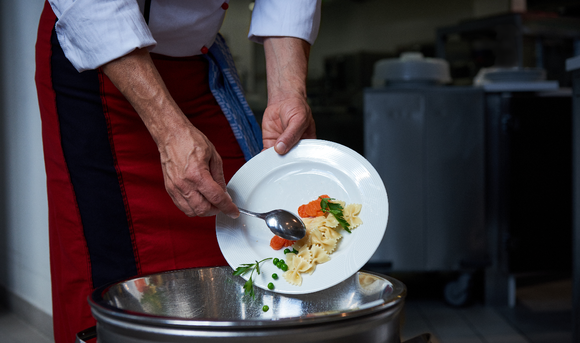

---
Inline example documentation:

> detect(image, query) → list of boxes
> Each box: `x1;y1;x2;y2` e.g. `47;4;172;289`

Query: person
35;1;321;342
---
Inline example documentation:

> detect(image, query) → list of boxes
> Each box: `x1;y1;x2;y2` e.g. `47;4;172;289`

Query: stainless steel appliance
75;266;431;343
364;61;573;307
363;84;487;306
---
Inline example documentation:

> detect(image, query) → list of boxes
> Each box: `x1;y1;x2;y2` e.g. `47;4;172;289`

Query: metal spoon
238;208;306;240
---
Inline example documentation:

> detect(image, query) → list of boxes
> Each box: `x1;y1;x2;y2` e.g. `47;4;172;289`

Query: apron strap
144;0;151;24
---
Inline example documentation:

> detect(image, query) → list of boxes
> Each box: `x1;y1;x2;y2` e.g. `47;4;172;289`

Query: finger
185;189;220;217
166;186;197;217
274;117;307;154
208;150;227;192
208;152;239;218
196;168;239;218
166;175;220;217
302;117;316;139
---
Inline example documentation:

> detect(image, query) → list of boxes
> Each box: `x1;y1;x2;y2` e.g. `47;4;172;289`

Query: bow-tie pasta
281;195;362;286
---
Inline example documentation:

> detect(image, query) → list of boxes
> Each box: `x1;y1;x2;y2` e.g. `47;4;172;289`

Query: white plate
216;139;388;294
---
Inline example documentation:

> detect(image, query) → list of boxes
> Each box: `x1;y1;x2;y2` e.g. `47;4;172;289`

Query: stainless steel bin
363;86;487;305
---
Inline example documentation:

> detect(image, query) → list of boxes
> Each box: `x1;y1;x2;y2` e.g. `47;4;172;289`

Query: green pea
262;305;269;312
273;258;279;265
268;282;274;290
283;248;291;254
272;273;278;280
292;248;299;254
281;264;288;271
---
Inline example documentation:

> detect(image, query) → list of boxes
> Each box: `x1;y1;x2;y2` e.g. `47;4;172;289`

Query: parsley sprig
320;197;351;233
232;257;272;298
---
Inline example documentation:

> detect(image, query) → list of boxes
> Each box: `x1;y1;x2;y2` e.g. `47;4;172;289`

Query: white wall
0;0;52;315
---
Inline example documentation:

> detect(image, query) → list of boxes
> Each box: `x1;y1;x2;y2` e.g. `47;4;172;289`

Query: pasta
344;203;363;230
282;196;363;286
283;254;312;286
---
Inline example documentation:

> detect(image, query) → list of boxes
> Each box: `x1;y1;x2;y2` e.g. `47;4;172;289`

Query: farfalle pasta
282;195;363;286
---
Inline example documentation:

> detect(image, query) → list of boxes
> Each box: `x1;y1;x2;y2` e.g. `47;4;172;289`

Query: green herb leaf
243;277;254;298
232;267;248;276
320;197;352;233
233;258;273;299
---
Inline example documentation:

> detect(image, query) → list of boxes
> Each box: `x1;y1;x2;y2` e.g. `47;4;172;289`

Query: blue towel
204;34;263;161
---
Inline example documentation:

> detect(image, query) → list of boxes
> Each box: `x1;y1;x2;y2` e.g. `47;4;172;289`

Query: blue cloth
204;34;263;161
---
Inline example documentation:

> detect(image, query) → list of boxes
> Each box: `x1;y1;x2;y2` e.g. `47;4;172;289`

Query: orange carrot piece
270;235;295;250
297;195;330;218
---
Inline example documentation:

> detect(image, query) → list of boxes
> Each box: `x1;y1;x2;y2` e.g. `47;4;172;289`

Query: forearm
261;37;315;154
101;48;191;146
264;37;310;104
101;48;236;218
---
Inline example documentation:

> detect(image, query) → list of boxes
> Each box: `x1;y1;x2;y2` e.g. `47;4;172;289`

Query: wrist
264;37;310;105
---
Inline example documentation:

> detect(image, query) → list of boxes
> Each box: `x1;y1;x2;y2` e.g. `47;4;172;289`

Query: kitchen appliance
365;54;573;307
371;52;451;88
364;54;487;306
75;266;431;343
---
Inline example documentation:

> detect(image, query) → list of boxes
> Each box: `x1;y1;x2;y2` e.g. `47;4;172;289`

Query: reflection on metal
88;266;407;343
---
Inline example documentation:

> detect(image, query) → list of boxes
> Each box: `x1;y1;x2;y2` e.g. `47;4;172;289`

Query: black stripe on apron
50;27;138;288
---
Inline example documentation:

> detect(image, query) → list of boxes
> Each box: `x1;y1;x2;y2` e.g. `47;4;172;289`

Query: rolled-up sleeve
51;0;157;72
248;0;322;45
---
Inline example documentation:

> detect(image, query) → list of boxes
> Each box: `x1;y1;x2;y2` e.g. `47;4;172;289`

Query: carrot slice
135;278;147;293
297;195;330;218
270;235;295;250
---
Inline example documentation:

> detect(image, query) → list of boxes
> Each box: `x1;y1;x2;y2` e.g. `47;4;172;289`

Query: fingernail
228;211;240;219
275;141;287;154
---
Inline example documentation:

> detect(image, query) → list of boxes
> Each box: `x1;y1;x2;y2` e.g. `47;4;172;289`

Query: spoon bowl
238;208;306;241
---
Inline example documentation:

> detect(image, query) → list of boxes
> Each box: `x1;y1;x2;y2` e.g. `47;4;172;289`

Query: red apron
35;2;246;342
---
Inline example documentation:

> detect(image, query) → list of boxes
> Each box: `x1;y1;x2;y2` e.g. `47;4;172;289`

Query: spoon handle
238;208;266;220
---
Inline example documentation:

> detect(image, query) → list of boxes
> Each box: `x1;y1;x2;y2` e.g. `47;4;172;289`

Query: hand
158;123;239;217
262;95;316;154
263;37;316;154
102;48;239;218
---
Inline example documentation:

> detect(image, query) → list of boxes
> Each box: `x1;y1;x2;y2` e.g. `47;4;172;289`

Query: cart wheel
443;272;472;307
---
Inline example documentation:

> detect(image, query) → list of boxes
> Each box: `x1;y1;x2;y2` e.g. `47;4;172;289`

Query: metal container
363;86;487;306
364;86;486;273
78;266;411;343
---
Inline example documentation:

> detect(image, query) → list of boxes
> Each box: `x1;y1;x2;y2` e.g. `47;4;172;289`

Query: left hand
262;37;316;154
261;95;316;154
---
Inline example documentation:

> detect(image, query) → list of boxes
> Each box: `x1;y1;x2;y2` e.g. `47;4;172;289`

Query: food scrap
281;195;363;286
297;194;329;218
232;257;272;298
269;235;295;250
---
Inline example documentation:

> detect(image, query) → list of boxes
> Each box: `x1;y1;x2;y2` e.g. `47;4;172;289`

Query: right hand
102;48;239;218
158;122;239;218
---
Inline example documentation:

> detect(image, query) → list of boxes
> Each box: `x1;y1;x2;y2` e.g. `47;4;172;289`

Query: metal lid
372;52;451;87
88;266;406;329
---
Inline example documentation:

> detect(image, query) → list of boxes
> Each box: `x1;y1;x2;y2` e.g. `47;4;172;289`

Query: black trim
144;0;152;24
50;27;138;288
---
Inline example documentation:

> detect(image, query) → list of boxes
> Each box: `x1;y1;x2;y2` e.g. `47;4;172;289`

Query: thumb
274;120;305;155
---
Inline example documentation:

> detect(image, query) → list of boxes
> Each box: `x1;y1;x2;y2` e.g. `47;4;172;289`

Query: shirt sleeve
49;0;157;72
248;0;322;45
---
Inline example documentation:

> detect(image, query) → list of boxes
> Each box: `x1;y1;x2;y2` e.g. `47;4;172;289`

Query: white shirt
48;0;322;72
